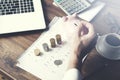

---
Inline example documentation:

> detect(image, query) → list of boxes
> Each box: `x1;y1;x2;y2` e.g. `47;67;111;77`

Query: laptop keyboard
0;0;34;15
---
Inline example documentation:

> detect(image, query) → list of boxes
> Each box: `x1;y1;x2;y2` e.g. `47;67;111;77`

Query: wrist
68;54;79;69
68;50;82;70
74;46;82;56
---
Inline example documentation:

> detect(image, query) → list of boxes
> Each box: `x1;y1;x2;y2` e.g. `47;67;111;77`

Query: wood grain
0;0;120;80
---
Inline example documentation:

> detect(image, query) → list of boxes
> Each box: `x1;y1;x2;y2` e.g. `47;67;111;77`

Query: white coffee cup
96;33;120;60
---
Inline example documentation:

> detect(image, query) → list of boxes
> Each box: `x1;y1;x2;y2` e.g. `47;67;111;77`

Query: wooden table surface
0;0;120;80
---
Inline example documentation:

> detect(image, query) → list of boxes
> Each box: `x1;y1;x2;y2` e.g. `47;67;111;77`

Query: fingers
62;16;68;22
80;21;95;39
72;13;81;20
61;15;93;39
72;13;78;17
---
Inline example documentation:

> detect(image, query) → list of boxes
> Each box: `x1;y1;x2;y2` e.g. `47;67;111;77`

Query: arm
61;14;95;80
68;20;95;69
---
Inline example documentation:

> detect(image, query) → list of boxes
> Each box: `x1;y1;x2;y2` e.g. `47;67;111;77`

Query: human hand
60;14;95;69
61;14;95;54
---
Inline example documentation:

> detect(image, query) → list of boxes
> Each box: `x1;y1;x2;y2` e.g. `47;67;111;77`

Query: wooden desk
0;0;120;80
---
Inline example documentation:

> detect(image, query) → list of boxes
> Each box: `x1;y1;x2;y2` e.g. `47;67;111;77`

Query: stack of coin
42;43;49;52
56;34;62;44
50;38;56;48
34;49;41;56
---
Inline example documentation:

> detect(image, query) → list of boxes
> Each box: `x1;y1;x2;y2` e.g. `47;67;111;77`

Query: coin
54;60;63;66
50;38;56;48
42;43;49;52
34;49;41;56
56;34;62;44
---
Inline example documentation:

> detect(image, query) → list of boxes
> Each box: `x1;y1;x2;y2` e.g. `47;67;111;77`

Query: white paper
16;18;74;80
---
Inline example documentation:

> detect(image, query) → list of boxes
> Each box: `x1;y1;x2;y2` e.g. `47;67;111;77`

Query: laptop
0;0;46;34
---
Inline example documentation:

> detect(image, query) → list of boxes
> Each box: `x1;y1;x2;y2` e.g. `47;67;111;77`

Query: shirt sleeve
62;68;82;80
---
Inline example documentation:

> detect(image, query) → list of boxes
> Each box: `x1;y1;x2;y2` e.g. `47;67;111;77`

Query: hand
61;14;95;54
60;14;95;69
